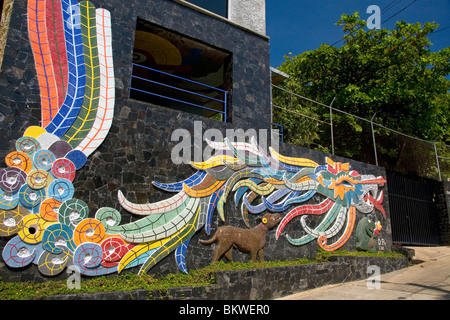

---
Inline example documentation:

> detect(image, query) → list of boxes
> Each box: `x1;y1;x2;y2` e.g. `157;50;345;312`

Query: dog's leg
224;248;233;262
257;249;264;262
250;250;258;262
212;245;221;263
212;242;232;263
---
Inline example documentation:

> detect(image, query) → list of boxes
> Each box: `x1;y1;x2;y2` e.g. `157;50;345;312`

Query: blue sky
266;0;450;67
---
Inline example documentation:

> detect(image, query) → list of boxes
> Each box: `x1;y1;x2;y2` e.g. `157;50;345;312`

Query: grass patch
0;251;404;300
315;248;405;262
0;258;312;300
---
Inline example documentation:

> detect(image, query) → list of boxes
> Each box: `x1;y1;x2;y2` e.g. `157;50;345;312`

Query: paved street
278;246;450;300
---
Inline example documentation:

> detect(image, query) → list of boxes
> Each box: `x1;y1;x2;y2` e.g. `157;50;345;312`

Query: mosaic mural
0;0;387;278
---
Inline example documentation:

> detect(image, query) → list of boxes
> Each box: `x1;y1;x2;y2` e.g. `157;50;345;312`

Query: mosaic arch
0;0;387;277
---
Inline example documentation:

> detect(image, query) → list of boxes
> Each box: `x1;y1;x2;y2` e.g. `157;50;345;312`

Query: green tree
274;12;450;168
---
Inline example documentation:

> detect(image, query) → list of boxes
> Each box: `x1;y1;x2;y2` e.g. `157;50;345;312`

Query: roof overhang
270;67;289;85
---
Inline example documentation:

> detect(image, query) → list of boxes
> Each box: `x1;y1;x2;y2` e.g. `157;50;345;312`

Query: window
184;0;228;18
130;18;232;122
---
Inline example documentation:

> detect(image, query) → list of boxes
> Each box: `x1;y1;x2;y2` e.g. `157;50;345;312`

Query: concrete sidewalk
278;246;450;300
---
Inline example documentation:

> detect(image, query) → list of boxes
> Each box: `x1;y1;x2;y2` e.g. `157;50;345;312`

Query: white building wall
228;0;266;35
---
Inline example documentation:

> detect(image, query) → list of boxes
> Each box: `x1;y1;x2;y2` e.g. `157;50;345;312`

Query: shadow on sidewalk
406;282;450;298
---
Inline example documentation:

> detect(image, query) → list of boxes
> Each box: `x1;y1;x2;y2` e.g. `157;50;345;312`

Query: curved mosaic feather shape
118;190;188;216
244;188;290;214
286;202;343;246
117;239;169;273
75;8;115;156
45;0;85;137
46;0;69;108
120;197;199;243
138;205;200;275
205;186;224;235
232;179;274;196
175;238;190;274
276;198;335;240
318;206;357;251
268;190;313;211
225;138;262;166
62;0;100;148
301;204;347;239
205;166;234;181
269;146;319;168
183;174;226;198
206;138;262;157
151;170;207;192
221;169;264;204
28;0;60;127
190;155;241;170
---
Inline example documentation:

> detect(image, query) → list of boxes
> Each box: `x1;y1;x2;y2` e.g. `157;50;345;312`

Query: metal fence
271;84;450;182
387;171;441;245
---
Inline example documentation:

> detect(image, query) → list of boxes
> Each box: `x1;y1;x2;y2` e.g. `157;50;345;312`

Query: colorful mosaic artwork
0;0;116;277
0;0;387;278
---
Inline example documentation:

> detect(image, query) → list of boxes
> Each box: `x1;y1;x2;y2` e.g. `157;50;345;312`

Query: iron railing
130;63;228;122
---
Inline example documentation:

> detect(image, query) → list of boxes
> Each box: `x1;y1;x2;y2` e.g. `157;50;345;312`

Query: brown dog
199;213;281;263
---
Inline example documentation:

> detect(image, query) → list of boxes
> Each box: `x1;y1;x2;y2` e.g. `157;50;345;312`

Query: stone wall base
41;255;409;300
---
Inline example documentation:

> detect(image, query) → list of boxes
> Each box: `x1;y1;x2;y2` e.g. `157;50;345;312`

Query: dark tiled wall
42;256;409;300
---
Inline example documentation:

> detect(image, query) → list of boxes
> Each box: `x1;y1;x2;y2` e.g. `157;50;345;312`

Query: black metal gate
387;171;441;246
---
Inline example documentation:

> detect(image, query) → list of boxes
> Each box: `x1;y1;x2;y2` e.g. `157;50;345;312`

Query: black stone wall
0;0;392;282
40;256;409;300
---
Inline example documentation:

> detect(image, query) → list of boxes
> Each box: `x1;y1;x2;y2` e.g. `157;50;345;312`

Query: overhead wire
382;0;404;14
382;0;417;24
330;0;418;48
430;25;450;35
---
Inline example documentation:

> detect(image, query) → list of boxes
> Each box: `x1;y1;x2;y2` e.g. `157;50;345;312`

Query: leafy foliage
274;12;450;164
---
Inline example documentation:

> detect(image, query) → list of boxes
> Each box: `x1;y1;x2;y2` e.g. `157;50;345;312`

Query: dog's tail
199;231;219;245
